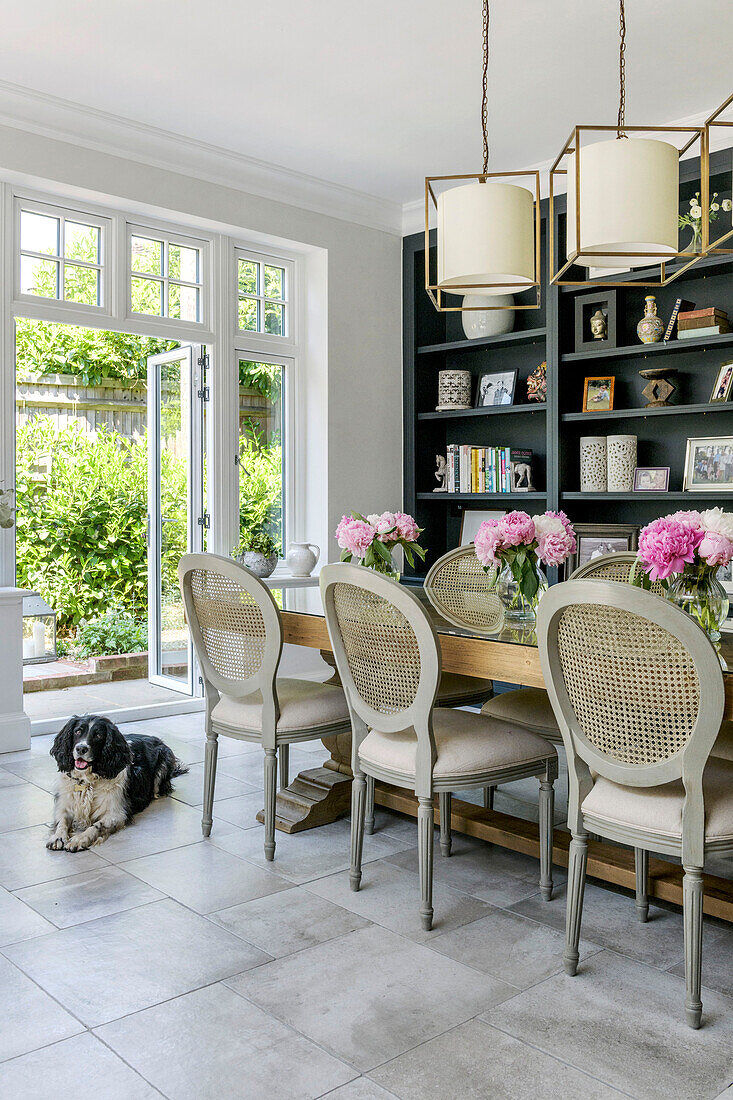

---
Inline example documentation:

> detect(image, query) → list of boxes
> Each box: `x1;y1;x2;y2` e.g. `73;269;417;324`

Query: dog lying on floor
47;715;188;851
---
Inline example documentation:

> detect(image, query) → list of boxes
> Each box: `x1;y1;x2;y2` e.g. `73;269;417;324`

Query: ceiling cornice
0;79;403;236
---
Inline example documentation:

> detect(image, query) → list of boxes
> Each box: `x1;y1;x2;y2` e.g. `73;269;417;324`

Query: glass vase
496;561;548;624
358;555;400;582
666;566;729;642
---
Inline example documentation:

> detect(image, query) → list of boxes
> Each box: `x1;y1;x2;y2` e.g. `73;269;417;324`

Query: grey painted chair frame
321;561;557;931
179;552;350;861
538;579;727;1028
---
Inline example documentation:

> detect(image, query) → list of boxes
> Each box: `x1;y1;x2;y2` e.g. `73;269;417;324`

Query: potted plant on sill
235;529;280;578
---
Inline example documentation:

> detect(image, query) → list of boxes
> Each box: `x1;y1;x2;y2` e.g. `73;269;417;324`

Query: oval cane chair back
569;550;667;598
179;552;282;700
424;545;503;632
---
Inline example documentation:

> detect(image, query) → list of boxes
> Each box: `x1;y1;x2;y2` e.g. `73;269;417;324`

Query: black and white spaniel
47;715;187;851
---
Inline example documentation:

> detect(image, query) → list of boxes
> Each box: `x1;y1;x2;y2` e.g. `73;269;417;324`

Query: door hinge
197;513;211;530
198;353;210;369
198;385;210;401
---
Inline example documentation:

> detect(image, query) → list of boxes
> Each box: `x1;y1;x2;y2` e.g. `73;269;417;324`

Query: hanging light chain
481;0;490;176
617;0;627;138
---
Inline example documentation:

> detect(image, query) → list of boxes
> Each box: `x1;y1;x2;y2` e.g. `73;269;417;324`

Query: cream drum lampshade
566;138;679;269
437;181;535;294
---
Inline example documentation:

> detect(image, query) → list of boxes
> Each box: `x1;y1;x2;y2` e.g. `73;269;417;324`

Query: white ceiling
1;0;730;210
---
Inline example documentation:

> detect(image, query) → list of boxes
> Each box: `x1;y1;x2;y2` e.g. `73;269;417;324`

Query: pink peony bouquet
335;510;426;576
636;508;733;583
474;510;576;606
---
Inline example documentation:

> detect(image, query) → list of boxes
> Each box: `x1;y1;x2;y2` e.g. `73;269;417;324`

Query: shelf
561;491;733;502
562;402;733;423
417;492;547;503
559;252;733;293
419;403;546;421
561;332;733;363
417;327;547;356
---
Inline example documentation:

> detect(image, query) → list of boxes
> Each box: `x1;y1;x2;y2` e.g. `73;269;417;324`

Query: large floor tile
669;926;733;998
0;825;108;891
482;949;733;1100
216;745;326;787
370;1017;625;1100
0;767;30;790
2;754;60;793
15;865;165;928
322;1081;396;1100
0;782;53;829
307;860;493;944
0;1031;157;1098
212;817;412;885
212;885;371;957
0;955;82;1062
212;790;270;830
0;885;54;945
122;842;292;913
169;761;257;807
89;797;236;863
3;897;271;1027
427;906;599;988
96;981;356;1100
229;924;518;1072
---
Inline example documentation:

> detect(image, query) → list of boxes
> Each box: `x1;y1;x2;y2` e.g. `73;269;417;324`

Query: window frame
235;246;293;344
126;222;209;332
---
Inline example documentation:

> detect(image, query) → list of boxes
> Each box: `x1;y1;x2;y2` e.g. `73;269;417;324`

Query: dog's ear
50;717;78;773
96;719;132;779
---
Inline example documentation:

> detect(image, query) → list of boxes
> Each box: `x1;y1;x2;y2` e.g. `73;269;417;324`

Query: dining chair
179;552;351;861
320;561;558;930
538;579;733;1029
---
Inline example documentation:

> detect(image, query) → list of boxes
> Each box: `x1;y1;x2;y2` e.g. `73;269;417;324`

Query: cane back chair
321;562;558;931
179;553;351;861
538;579;733;1029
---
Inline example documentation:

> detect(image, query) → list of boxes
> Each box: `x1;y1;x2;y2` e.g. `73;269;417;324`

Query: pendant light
549;0;706;287
425;0;541;313
702;93;733;257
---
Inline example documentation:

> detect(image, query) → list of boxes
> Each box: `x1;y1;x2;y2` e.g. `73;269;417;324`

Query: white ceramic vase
241;551;278;578
285;543;320;577
580;437;608;492
607;435;637;492
461;294;515;340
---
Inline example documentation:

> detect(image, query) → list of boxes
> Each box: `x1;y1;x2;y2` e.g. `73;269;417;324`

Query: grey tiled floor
1;715;733;1099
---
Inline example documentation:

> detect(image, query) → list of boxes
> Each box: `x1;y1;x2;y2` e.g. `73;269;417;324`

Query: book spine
678;316;730;330
678;307;727;320
664;297;683;342
505;447;511;492
447;446;455;493
678;325;731;338
500;450;506;493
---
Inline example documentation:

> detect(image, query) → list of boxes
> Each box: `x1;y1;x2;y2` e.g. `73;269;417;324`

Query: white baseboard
0;711;31;752
30;697;205;737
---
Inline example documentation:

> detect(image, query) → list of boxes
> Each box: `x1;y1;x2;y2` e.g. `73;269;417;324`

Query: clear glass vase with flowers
335;511;426;579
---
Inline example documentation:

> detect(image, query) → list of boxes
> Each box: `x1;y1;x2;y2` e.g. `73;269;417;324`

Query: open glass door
147;344;205;693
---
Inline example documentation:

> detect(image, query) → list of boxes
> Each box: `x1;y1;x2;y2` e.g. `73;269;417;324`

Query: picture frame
717;559;733;598
459;509;505;546
710;359;733;403
683;436;733;492
582;376;615;413
633;466;670;492
475;369;517;408
564;523;639;577
574;289;618;352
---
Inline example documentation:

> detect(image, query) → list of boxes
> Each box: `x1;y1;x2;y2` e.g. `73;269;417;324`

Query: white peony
532;513;564;538
700;507;733;541
690;204;702;219
712;202;720;212
723;199;732;212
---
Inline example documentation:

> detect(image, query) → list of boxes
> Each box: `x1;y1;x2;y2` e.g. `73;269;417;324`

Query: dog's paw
64;836;90;852
46;836;66;850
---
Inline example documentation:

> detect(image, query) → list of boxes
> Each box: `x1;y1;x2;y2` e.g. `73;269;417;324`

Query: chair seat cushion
212;678;350;734
582;758;733;842
359;708;555;783
438;672;493;705
482;687;560;737
712;720;733;762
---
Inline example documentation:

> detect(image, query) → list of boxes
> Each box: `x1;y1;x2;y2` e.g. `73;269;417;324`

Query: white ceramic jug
286;542;320;577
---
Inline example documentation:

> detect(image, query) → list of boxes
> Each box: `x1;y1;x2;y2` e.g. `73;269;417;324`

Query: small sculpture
527;361;547;403
637;295;665;344
590;308;608;340
433;453;449;492
639;366;677;408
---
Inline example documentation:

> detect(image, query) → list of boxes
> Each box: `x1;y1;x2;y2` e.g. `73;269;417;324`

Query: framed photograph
582;376;615;412
459;509;505;546
633;466;670;492
475;369;517;408
574;289;618;352
710;360;733;403
683;436;733;491
564;523;639;577
717;560;733;598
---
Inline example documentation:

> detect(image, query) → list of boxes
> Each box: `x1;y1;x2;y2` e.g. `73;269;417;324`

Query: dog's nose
74;742;90;758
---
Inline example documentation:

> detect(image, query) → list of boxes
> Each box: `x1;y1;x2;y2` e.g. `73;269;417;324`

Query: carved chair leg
263;748;277;861
365;775;375;835
418;796;435;931
564;832;588;976
683;866;704;1029
483;786;495;810
279;744;289;790
635;847;649;923
350;772;367;891
201;728;218;837
439;791;452;857
538;777;555;901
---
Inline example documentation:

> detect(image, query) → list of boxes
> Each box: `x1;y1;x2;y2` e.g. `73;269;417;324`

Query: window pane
21;211;59;256
169;283;199;322
238;296;259;331
131;275;163;315
65;222;99;263
131;236;163;276
238;259;259;295
264;301;284;336
64;263;99;306
21;255;59;298
169;243;199;282
238;359;284;553
264;264;284;300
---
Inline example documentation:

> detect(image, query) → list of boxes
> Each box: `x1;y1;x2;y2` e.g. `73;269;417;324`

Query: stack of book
446;444;533;493
677;307;730;339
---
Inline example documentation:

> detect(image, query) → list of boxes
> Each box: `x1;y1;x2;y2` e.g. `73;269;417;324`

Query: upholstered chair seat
712;719;733;762
482;687;560;740
436;671;495;708
211;678;350;738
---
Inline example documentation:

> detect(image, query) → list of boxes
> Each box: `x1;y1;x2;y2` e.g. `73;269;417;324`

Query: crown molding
0;79;403;236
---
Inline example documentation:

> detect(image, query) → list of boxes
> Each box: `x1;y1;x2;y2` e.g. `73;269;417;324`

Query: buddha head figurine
590;308;607;341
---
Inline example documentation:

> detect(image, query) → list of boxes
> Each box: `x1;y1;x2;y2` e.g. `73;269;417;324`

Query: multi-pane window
129;229;204;323
236;250;289;337
18;202;105;308
238;358;286;552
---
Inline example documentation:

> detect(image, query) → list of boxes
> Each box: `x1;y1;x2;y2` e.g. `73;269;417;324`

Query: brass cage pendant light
702;93;733;257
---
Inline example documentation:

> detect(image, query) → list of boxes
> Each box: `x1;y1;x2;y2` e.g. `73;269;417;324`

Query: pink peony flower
699;531;733;568
369;511;398;542
671;509;703;529
392;511;420;543
638;516;699;581
537;528;575;567
497;511;535;547
474;519;503;567
335;516;375;559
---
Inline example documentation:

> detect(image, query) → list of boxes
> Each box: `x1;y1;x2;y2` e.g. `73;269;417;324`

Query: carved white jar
580;436;607;492
437;370;472;410
607;434;637;492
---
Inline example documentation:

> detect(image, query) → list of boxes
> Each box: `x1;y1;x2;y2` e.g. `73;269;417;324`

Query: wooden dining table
274;584;733;923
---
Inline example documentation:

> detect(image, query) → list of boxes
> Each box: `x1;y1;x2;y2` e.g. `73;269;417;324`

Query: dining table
272;580;733;924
